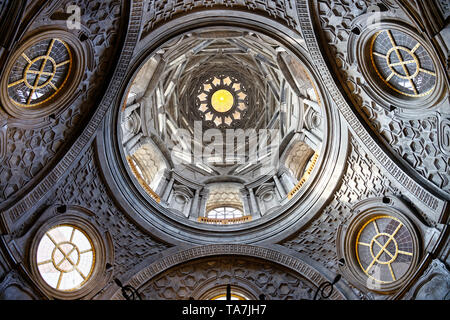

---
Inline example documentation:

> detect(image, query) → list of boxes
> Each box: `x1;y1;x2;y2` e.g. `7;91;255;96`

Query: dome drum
99;13;348;245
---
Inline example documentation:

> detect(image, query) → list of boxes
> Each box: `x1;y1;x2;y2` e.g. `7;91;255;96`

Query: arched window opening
207;207;244;219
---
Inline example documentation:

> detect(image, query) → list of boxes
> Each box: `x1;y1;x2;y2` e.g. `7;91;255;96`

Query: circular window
355;216;414;284
29;211;112;299
355;23;446;111
7;38;73;107
211;89;234;113
340;198;421;293
36;225;95;292
0;30;85;119
370;29;436;98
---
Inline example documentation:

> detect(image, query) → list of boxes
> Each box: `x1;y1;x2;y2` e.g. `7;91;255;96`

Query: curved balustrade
288;153;319;199
197;215;252;225
127;156;161;203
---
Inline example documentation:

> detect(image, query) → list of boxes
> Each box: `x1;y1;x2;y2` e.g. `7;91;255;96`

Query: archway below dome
108;246;349;300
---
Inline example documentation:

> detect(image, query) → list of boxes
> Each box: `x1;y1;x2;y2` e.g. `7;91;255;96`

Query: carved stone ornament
404;259;450;300
0;270;37;300
110;244;346;300
353;21;447;111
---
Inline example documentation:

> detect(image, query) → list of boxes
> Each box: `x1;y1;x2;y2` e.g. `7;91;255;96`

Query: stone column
155;169;171;195
124;132;143;154
303;128;320;150
240;188;251;217
162;177;174;202
248;187;261;218
273;174;286;198
189;188;201;219
280;171;296;193
123;102;141;117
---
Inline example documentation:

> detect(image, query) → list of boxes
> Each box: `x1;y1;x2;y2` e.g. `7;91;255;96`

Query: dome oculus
196;75;247;128
115;25;334;242
211;89;234;113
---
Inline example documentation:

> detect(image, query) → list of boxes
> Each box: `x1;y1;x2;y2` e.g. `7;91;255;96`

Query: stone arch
110;244;348;300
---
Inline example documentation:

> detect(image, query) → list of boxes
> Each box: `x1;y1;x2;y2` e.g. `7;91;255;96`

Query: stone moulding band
296;0;444;215
110;244;346;300
0;0;145;232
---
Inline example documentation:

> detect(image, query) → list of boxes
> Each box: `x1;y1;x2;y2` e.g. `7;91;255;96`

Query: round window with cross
355;215;414;284
7;38;72;107
36;224;95;292
370;29;436;98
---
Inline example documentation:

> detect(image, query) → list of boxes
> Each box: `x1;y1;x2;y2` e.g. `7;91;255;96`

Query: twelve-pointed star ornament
196;75;248;128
